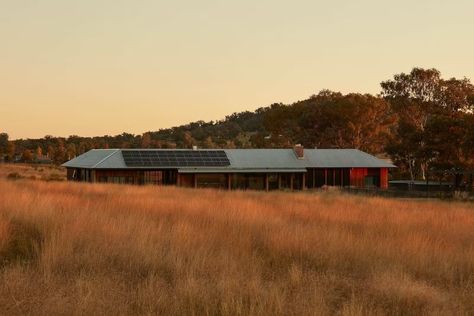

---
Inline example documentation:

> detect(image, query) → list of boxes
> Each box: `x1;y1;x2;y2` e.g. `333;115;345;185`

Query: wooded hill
1;67;474;180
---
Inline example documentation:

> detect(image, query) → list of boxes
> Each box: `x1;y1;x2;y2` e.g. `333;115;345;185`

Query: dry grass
0;163;66;182
0;178;473;315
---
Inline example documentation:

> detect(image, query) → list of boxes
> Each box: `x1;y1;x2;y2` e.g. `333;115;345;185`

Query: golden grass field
0;163;66;182
0;166;473;315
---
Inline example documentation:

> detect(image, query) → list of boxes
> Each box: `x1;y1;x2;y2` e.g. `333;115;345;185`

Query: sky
1;1;473;139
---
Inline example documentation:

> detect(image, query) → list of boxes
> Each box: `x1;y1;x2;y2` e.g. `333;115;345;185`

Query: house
62;145;395;190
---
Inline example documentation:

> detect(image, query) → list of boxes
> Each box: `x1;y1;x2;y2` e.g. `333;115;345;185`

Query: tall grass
0;163;65;181
0;179;473;315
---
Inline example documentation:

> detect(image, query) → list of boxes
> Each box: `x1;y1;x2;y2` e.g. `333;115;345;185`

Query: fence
342;187;458;199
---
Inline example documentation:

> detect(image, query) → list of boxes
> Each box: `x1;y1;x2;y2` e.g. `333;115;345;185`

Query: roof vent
294;144;304;159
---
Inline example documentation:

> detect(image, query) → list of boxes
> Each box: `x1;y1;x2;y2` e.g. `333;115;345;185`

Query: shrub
0;220;43;267
6;172;22;180
42;173;65;182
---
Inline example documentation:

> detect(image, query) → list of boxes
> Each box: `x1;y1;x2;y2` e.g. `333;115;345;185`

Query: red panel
380;168;389;189
350;168;368;188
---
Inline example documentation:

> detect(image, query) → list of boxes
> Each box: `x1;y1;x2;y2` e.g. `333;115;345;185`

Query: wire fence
341;187;470;200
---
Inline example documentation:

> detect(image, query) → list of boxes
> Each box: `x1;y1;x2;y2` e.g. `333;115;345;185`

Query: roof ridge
92;149;120;168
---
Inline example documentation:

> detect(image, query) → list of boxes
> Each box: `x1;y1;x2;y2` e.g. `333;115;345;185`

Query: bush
42;173;64;182
0;220;43;267
6;172;22;180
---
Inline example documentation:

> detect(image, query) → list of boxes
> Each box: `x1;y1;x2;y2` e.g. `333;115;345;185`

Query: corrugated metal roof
62;148;396;170
225;149;307;169
62;149;120;168
178;168;307;173
304;149;395;168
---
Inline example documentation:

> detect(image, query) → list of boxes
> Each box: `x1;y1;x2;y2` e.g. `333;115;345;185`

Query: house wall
350;168;389;189
306;168;351;188
67;168;92;182
350;168;368;187
66;168;75;181
303;168;388;189
380;168;389;189
95;169;140;184
93;169;179;185
178;174;195;188
67;168;389;189
178;173;305;191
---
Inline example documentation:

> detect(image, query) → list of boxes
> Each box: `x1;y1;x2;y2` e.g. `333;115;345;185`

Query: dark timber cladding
62;147;396;190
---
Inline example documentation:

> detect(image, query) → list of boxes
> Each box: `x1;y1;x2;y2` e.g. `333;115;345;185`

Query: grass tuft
0;219;43;267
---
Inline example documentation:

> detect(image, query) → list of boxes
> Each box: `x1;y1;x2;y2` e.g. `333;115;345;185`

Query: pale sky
1;0;473;139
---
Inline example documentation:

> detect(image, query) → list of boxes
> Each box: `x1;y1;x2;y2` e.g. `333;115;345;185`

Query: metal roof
61;149;121;168
178;168;307;174
304;149;395;168
225;149;307;170
62;148;395;170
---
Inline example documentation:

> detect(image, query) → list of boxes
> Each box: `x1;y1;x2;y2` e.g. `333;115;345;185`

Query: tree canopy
381;68;474;180
2;67;474;180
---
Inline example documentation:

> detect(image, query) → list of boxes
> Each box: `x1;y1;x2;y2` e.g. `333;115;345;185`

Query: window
144;171;163;185
247;174;265;190
280;174;292;189
327;169;334;186
315;169;325;187
232;174;247;190
334;169;342;186
268;174;279;190
342;169;350;187
365;176;380;187
196;174;227;189
293;174;303;190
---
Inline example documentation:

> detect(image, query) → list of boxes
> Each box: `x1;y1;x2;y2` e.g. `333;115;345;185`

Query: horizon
1;1;474;139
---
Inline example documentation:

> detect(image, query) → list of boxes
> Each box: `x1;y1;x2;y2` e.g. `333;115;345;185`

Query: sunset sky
1;0;473;139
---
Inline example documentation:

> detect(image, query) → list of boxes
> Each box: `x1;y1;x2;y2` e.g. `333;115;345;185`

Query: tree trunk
420;162;427;181
408;156;416;183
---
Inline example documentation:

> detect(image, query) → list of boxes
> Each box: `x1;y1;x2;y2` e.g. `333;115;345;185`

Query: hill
2;67;474;181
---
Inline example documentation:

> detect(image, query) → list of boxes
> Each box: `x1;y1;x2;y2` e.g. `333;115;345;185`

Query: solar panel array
122;150;230;167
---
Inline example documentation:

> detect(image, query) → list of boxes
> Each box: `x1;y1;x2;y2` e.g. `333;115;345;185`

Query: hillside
5;91;391;155
2;68;474;181
1;179;473;314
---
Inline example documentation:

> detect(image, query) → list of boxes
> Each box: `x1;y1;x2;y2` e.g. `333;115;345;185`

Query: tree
234;133;252;148
381;68;474;180
183;131;196;148
21;149;33;162
308;92;394;153
35;146;43;158
263;91;395;153
385;121;422;181
66;143;76;160
53;139;67;164
141;132;152;148
0;133;8;155
47;145;55;159
203;136;216;148
6;142;15;162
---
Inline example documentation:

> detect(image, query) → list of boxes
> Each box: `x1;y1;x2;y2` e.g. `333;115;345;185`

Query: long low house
62;146;395;190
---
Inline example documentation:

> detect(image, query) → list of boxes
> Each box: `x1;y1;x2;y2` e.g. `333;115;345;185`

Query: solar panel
122;150;230;167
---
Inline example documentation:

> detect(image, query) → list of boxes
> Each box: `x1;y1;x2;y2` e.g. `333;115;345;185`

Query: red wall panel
350;168;368;187
380;168;389;189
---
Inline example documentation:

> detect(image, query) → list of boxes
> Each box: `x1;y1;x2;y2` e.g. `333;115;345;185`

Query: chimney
294;144;304;159
192;145;198;150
